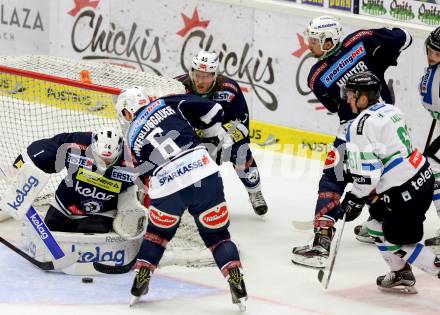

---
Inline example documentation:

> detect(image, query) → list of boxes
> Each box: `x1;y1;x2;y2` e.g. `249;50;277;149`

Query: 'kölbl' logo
149;207;179;228
324;149;339;169
199;203;229;229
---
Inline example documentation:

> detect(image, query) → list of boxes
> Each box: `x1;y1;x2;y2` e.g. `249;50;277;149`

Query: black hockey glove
340;192;368;222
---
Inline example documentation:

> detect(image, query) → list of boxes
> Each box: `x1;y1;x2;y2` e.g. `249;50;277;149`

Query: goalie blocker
0;156;49;220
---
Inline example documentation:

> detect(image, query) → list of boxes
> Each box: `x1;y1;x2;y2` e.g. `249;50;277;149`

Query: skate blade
129;295;140;307
291;255;326;269
378;285;418;294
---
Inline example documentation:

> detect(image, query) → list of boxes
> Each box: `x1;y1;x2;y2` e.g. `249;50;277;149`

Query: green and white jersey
345;103;426;197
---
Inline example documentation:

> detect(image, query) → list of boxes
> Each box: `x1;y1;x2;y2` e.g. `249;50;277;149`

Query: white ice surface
1;147;440;315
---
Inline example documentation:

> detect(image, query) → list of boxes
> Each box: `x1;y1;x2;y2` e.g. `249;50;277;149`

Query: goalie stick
317;213;346;289
93;255;137;274
0;235;74;271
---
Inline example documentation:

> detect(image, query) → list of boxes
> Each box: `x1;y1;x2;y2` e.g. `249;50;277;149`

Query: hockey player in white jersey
419;26;440;250
340;71;439;293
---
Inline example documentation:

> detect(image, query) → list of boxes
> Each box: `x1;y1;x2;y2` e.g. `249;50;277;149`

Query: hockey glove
339;192;367;222
223;121;248;143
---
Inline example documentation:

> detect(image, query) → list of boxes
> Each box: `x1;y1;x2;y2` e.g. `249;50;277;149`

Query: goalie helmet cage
0;55;213;267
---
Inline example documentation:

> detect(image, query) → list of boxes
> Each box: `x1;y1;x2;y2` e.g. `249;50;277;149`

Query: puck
82;277;93;283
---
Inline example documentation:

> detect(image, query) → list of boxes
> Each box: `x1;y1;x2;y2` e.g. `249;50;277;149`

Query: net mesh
0;55;212;266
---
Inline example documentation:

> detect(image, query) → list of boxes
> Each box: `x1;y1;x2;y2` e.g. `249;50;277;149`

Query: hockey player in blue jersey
116;87;247;310
292;16;412;269
175;51;268;216
0;126;147;274
419;26;440;250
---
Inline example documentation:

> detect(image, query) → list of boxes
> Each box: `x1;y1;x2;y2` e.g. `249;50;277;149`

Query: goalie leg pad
21;218;142;275
0;162;49;220
114;186;147;240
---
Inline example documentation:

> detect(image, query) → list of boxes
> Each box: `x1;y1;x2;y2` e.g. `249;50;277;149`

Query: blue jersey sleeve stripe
382;157;403;175
361;161;382;171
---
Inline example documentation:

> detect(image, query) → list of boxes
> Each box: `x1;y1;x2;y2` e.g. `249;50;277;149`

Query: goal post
0;55;212;267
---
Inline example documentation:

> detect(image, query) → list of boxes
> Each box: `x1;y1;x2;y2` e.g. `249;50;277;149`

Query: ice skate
248;190;268;216
291;227;334;269
227;267;248;312
376;264;417;294
129;266;152;306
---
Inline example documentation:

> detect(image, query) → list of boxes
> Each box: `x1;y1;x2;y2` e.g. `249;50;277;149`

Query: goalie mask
305;16;342;55
190;50;219;95
91;126;123;169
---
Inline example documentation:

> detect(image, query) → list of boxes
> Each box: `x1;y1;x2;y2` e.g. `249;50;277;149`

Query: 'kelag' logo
7;176;39;211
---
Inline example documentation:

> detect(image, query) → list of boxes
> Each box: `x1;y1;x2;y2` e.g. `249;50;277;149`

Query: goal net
0;55;213;267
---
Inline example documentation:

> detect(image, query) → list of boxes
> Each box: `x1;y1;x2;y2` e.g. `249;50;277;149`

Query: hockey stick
424;119;437;153
317;213;346;289
0;236;60;271
93;255;137;274
255;134;277;147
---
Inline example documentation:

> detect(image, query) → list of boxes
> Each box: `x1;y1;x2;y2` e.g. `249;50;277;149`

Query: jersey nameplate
357;114;370;135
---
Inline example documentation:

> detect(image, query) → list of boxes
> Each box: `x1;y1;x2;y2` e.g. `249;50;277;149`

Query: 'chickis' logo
177;8;277;111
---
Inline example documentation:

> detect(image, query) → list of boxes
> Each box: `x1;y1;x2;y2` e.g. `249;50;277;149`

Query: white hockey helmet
115;86;149;124
306;16;343;53
91;126;123;168
191;50;219;74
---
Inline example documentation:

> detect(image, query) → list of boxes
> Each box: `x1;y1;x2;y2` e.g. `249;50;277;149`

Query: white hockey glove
0;159;49;220
113;186;147;240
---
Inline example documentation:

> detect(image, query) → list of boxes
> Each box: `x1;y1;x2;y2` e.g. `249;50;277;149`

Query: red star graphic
177;8;210;37
68;0;100;17
291;33;308;58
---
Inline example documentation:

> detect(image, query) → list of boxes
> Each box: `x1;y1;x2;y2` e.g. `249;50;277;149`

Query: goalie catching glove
113;186;147;240
339;192;367;222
